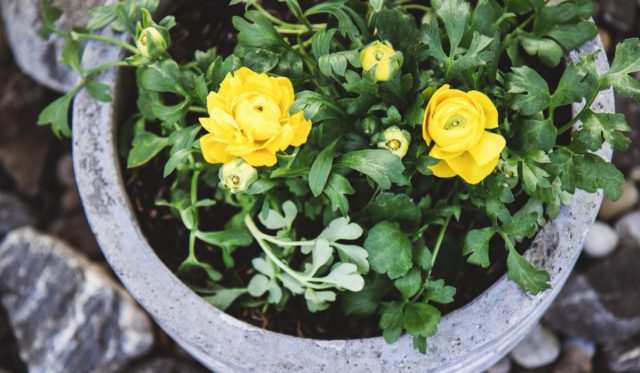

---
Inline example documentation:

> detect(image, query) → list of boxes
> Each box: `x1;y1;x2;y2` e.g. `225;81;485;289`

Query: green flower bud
218;159;258;193
377;126;411;159
360;116;379;136
136;27;168;58
361;41;403;81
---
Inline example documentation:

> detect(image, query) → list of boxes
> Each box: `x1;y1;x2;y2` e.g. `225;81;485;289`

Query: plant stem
427;215;451;279
74;33;139;54
558;92;599;134
189;106;208;114
402;4;430;12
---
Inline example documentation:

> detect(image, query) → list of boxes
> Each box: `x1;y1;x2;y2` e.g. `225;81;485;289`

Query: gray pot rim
72;23;613;372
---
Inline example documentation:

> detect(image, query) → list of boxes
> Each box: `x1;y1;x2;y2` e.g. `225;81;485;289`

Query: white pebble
583;221;619;258
511;324;561;369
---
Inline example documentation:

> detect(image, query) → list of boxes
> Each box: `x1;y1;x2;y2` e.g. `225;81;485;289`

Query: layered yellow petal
444;152;500;185
429;160;456;178
468;132;506;166
200;134;235;164
468;91;499;129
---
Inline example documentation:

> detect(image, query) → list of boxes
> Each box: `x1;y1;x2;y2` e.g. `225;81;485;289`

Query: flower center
375;50;385;61
386;139;401;150
444;114;467;130
139;33;147;46
230;175;241;185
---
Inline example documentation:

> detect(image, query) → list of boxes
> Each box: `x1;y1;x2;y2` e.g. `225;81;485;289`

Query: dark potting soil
124;0;566;340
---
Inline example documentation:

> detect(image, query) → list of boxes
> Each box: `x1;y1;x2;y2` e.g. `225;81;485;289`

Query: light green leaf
436;0;470;53
203;288;246;311
37;93;73;138
323;263;365;291
424;279;456;304
394;268;422;299
606;38;640;101
127;131;169;168
403;303;441;338
574;110;631;151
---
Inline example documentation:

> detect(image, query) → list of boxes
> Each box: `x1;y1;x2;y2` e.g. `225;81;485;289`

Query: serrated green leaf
574;111;631;151
366;192;422;227
436;0;470;53
574;153;626;201
519;34;563;67
508;66;550;116
463;227;495;268
364;221;412;279
380;301;405;343
37;93;73;138
394;268;422;300
425;279;456;304
323;173;355;215
342;274;392;317
605;38;640;101
513;119;557;152
85;80;112;102
506;246;550;295
404;302;441;338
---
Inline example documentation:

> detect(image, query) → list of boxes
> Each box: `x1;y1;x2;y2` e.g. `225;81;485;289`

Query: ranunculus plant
38;0;639;353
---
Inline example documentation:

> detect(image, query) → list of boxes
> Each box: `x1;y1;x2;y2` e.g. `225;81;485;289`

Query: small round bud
377;126;411;159
360;41;402;81
218;159;258;193
136;27;168;58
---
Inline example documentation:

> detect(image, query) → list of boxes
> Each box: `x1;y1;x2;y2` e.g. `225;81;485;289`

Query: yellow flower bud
378;126;411;159
199;67;312;167
422;85;505;184
136;27;168;58
218;159;258;193
361;41;401;81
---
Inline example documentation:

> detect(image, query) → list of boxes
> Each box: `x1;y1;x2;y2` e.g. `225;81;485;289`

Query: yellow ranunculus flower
422;85;505;184
199;67;312;167
361;41;400;81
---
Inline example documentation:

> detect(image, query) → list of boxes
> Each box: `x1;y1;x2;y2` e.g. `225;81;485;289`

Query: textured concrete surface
72;16;613;373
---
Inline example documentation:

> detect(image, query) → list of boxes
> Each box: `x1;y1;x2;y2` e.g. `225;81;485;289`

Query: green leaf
241;48;280;73
140;60;184;94
449;32;495;76
309;138;339;197
366;192;422;228
233;11;287;50
193;74;209;104
337;149;407;189
203;288;246;311
319;217;363;241
375;8;420;51
370;0;384;12
545;21;598;51
574;111;631;151
508;66;550;116
196;227;253;250
425;279;456;304
550;58;599;110
364;221;412;279
340;70;379;116
323;173;355;215
304;289;336;312
605;38;640;101
291;91;345;121
380;301;405;343
87;5;117;30
463;227;495;268
322;263;365;292
85;80;112;102
127;131;169;168
39;0;62;38
513;119;557;152
574;153;626;201
37;93;73;138
394;268;422;299
403;302;441;338
506;246;550;295
519;34;563;67
436;0;470;53
61;36;82;72
305;0;364;41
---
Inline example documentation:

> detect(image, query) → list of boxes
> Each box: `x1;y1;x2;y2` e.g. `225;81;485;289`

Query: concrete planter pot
72;22;613;372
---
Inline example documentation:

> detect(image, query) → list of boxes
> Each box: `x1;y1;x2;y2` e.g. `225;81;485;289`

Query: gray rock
583;221;619;258
598;182;639;221
598;0;637;32
552;346;592;373
604;334;640;373
510;324;561;369
127;358;207;373
0;0;105;92
545;249;640;344
487;357;512;373
0;191;36;237
616;211;640;249
0;228;154;373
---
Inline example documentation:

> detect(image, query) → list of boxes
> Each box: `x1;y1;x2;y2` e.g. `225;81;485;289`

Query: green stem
244;215;327;289
427;215;451;279
189;106;208;114
74;33;139;54
402;4;430;12
558;93;598;134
